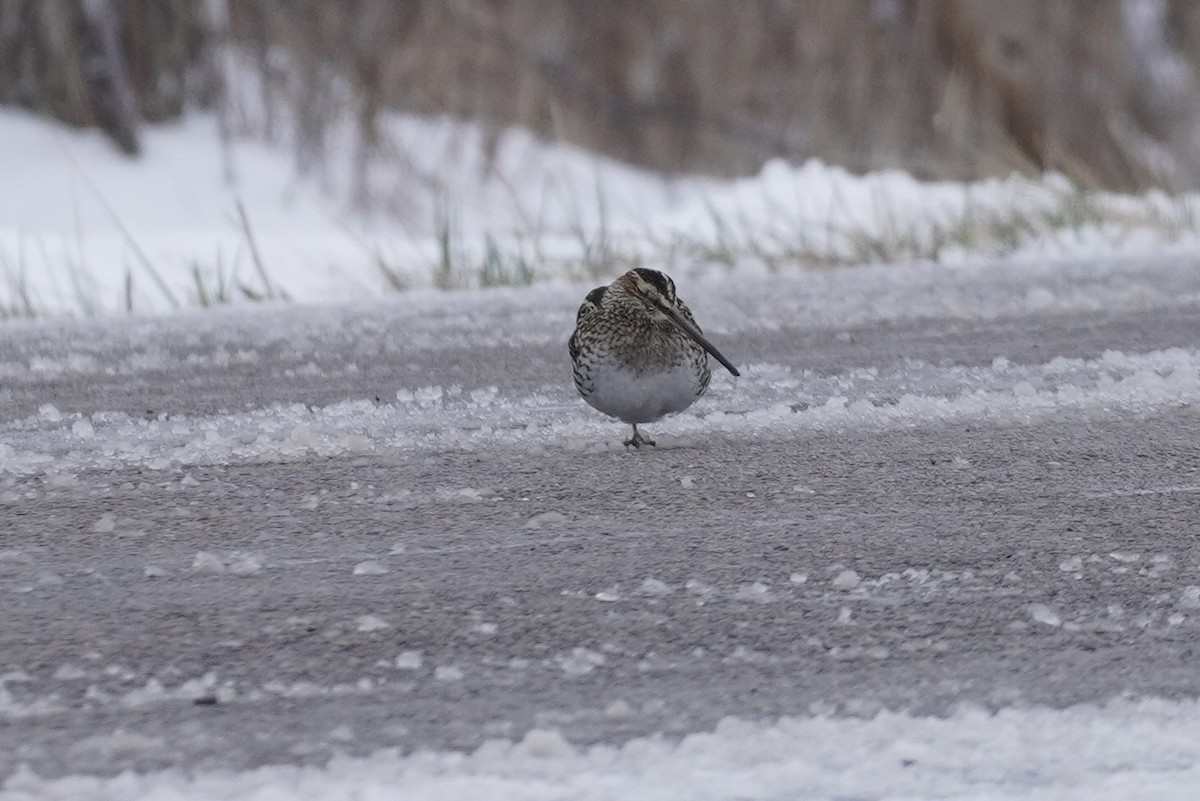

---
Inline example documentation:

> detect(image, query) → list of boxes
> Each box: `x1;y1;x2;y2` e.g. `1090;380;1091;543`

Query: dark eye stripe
632;268;674;299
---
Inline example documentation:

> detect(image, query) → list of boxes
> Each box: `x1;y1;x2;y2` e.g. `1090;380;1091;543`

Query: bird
568;268;740;447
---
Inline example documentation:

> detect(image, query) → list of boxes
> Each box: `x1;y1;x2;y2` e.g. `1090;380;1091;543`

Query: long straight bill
664;306;740;377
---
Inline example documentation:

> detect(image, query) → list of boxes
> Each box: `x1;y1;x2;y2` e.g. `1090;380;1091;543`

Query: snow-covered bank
2;108;1199;316
5;698;1200;800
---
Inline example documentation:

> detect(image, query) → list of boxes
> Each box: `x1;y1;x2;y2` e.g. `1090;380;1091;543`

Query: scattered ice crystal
514;729;574;760
557;648;606;676
52;664;87;681
434;665;464;682
733;582;776;603
191;552;226;574
43;471;78;488
1029;603;1063;627
227;552;264;576
638;578;674;596
832;569;861;590
604;699;635;717
524;511;568;529
355;615;389;632
394;651;423;670
1058;556;1084;572
352;560;388;576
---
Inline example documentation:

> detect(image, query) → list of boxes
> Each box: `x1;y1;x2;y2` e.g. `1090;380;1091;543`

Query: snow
4;322;1200;477
832;570;862;590
354;615;389;633
5;699;1200;800
2;106;1199;316
433;665;464;683
5;90;1200;799
1028;603;1064;627
394;651;423;671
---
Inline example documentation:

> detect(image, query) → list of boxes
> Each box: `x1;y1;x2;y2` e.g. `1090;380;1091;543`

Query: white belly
582;361;703;424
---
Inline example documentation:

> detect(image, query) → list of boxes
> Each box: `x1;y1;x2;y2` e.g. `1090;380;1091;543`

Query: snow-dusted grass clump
2;108;1199;317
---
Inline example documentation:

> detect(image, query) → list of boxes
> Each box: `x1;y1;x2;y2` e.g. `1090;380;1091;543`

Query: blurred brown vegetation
4;0;1200;191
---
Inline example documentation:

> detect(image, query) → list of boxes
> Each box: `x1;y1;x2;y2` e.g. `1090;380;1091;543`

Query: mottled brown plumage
569;268;739;447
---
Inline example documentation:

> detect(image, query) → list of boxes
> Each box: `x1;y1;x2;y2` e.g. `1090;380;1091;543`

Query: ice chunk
353;560;388;576
355;615;389;632
594;587;621;602
227;552;264;576
394;650;423;670
512;728;574;760
832;569;861;590
434;665;464;682
1028;603;1062;627
191;552;226;574
733;582;776;603
1058;556;1084;572
556;647;605;676
638;578;674;596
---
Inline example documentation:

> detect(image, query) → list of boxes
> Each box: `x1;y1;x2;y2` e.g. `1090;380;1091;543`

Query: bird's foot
624;426;656;448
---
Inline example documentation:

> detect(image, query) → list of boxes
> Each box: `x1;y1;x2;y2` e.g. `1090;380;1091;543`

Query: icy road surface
3;254;1200;794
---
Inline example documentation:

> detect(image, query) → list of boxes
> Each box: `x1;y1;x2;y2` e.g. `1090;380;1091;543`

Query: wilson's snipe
568;268;740;447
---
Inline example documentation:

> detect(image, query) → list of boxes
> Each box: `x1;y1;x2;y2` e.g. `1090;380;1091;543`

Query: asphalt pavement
2;277;1200;779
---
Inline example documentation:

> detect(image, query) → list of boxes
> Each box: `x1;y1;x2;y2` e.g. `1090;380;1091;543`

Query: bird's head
611;268;740;377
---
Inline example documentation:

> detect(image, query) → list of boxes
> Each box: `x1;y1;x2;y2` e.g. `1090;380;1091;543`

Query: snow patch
7;699;1200;799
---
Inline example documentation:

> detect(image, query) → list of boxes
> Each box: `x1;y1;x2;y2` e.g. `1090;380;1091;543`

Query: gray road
2;272;1200;779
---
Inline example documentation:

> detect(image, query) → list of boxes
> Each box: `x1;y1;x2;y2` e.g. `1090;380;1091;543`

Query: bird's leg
624;424;656;448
